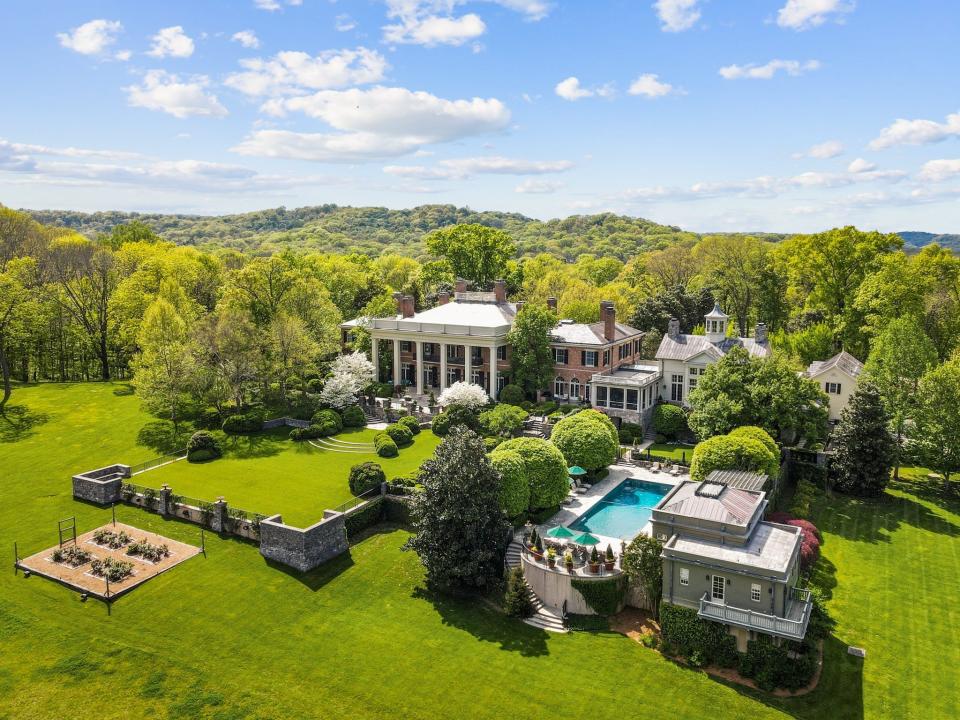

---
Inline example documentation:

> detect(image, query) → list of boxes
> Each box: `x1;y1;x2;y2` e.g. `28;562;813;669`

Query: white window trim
711;574;726;602
751;583;762;603
679;568;689;586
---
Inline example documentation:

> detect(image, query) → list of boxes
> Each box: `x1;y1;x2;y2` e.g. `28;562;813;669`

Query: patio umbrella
567;466;588;476
545;525;576;540
571;532;600;546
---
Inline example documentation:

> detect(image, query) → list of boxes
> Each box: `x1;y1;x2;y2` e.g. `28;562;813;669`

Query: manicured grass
0;382;956;719
147;427;439;526
645;442;696;463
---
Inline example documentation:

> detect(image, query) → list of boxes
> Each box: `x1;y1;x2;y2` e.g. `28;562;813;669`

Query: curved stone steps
307;438;375;453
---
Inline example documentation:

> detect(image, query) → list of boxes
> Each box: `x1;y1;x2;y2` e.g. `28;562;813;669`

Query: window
447;345;462;359
626;389;638;410
553;347;569;364
711;575;726;602
554;377;566;397
471;371;482;385
400;341;412;352
596;386;608;407
401;363;414;385
583;350;598;367
634;339;642;354
497;375;507;392
679;568;689;586
751;583;762;603
496;345;508;360
603;350;610;366
619;343;630;360
826;382;842;394
671;373;684;403
609;387;624;409
570;377;580;399
688;367;704;391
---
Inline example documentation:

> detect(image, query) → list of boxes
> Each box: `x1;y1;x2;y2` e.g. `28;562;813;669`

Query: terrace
698;587;813;642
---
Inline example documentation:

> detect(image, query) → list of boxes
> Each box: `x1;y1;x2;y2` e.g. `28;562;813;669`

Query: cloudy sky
1;0;958;233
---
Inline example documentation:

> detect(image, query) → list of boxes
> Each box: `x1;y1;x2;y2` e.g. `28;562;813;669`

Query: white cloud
792;139;844;159
225;48;388;96
335;14;357;32
114;50;132;61
57;19;123;57
777;0;854;31
255;0;301;10
125;71;228;119
628;73;679;98
719;59;820;80
231;30;260;49
554;76;614;101
384;13;486;46
869;111;960;150
847;157;875;173
515;178;563;193
918;158;960;182
147;26;195;58
383;156;573;179
234;86;510;161
654;0;701;32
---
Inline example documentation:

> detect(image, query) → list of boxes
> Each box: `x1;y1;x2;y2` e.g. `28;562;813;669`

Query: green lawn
646;442;697;463
0;382;956;719
146;427;439;526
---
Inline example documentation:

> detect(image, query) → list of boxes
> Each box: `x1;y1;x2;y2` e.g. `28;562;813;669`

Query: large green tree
622;535;664;618
404;427;509;594
506;304;556;395
550;409;619;471
425;224;515;288
831;381;895;497
912;357;960;493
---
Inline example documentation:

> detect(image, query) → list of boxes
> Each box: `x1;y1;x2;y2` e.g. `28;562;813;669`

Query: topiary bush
618;422;644;444
431;412;452;437
222;409;265;435
374;433;399;458
498;384;526;405
491;436;568;512
652;403;687;440
187;431;222;463
349;461;386;495
484;436;503;452
341;404;366;428
550;409;619;471
728;425;779;458
311;409;343;435
384;423;413;447
489;449;531;519
397;415;421;435
689;430;780;483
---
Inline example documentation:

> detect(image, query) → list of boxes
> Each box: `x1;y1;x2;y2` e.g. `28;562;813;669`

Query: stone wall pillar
158;485;172;517
211;497;228;533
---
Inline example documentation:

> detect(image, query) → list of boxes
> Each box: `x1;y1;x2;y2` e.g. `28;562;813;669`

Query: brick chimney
516;300;525;313
602;301;616;342
494;279;507;303
755;322;768;344
392;291;403;316
438;291;450;305
668;317;680;339
547;296;557;311
402;295;415;318
455;278;467;293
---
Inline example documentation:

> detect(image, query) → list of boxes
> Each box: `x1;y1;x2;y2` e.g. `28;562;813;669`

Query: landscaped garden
1;381;957;719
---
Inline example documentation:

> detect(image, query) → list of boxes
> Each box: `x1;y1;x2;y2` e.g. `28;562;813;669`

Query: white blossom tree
330;351;376;389
319;372;361;410
438;381;489;410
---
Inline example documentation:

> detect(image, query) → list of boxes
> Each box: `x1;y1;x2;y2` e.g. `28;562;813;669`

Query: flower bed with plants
50;545;92;567
126;539;171;563
89;556;135;582
91;529;131;549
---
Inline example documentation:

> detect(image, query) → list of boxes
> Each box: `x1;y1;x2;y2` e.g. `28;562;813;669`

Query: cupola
704;303;729;344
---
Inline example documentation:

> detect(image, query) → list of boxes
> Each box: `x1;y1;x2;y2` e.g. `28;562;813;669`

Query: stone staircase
505;536;568;633
523;417;547;438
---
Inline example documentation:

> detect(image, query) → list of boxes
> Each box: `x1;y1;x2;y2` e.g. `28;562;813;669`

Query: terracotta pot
548;558;556;568
532;551;543;562
565;562;574;573
589;562;600;574
604;561;615;571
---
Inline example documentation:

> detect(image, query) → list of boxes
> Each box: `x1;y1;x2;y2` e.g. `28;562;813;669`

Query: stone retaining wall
262;417;310;430
71;464;130;505
259;511;349;572
522;554;624;615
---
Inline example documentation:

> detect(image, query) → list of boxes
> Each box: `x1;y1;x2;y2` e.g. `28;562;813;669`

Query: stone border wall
259;510;349;572
262;417;310;430
72;464;130;505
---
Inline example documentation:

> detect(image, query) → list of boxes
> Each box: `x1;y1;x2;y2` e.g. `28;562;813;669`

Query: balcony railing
698;589;812;641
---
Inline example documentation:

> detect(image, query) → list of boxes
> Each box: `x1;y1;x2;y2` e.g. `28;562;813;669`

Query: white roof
656;333;770;362
551;321;642;346
705;303;729;320
807;350;864;379
370;300;516;329
665;522;801;576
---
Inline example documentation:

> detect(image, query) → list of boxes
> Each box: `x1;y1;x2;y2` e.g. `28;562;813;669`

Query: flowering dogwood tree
320;373;362;410
438;381;489;410
330;351;376;389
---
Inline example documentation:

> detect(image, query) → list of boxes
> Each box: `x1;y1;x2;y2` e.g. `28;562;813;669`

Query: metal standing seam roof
550;321;643;346
655;333;771;361
807;350;864;378
658;481;764;526
705;469;769;492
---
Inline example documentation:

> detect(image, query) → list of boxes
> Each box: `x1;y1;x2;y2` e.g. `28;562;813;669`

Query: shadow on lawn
265;550;356;591
136;420;193;454
0;404;49;443
410;586;550;657
223;431;286;460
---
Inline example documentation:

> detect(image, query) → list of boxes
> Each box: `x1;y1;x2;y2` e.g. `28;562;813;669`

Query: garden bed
18;522;200;600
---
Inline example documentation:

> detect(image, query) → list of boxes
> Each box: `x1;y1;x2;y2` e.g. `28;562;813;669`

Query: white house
805;351;864;421
655;304;771;406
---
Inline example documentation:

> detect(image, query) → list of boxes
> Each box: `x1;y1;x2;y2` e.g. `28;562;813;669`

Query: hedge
550;409;619;471
659;603;738;668
489;449;531;519
384;423;413;447
344;497;384;541
374;433;399;458
311;409;343;435
490;436;568;511
349;462;385;495
570;576;625;616
397;415;421;435
222;410;264;434
383;494;413;525
342;405;367;428
566;613;611;632
652;404;686;439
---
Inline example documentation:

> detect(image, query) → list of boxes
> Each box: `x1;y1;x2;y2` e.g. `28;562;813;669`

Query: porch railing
698;590;812;641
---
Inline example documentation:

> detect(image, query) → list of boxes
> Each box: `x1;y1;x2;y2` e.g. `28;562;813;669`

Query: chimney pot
494;279;507;303
755;322;768;344
438;291;450;306
455;278;467;293
668;317;680;339
402;295;415;319
547;296;557;311
603;301;616;342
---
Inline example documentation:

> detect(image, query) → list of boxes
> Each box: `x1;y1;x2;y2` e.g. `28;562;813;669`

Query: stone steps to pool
505;537;568;633
307;438;375;453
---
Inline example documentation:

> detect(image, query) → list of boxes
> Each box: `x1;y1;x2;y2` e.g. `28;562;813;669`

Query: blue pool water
567;479;672;539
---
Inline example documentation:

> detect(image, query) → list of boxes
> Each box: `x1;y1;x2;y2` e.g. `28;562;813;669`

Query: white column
440;342;448;390
465;344;472;386
489;345;498;400
370;337;379;383
392;339;401;387
415;340;423;396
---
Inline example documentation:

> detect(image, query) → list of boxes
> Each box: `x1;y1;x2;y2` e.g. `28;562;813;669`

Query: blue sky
1;0;958;233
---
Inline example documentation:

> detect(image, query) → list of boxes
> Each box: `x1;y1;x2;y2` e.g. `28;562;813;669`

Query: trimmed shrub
431;412;452;437
372;383;394;398
342;404;366;428
397;415;421;435
344;497;384;540
187;431;222;463
689;431;780;483
550;409;619;471
503;566;533;618
789;478;818;518
491;436;568;511
652;404;687;439
484;436;503;452
384;423;413;447
498;383;525;405
618;422;644;444
728;425;779;458
311;409;343;435
374;433;399;458
489;449;531;519
222;410;265;435
479;404;529;437
349;461;386;495
660;603;737;667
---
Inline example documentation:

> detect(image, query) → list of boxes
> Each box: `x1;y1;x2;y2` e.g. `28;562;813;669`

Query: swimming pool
568;479;673;539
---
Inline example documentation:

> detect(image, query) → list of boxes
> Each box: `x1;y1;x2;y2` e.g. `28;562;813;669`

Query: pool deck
537;465;683;552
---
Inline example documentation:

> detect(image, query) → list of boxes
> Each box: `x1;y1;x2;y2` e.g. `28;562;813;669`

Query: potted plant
564;551;574;573
546;547;557;568
604;544;615;571
428;392;438;414
528;527;540;551
589;546;600;574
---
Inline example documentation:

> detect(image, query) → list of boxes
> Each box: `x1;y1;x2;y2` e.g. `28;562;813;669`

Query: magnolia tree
438;381;489;410
330;351;376;389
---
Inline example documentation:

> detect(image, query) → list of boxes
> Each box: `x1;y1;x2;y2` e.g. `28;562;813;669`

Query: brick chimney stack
494;279;507;303
668;317;680;339
438;291;450;305
455;278;467;293
392;291;403;316
402;295;415;318
755;322;768;344
602;301;616;341
547;296;557;311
